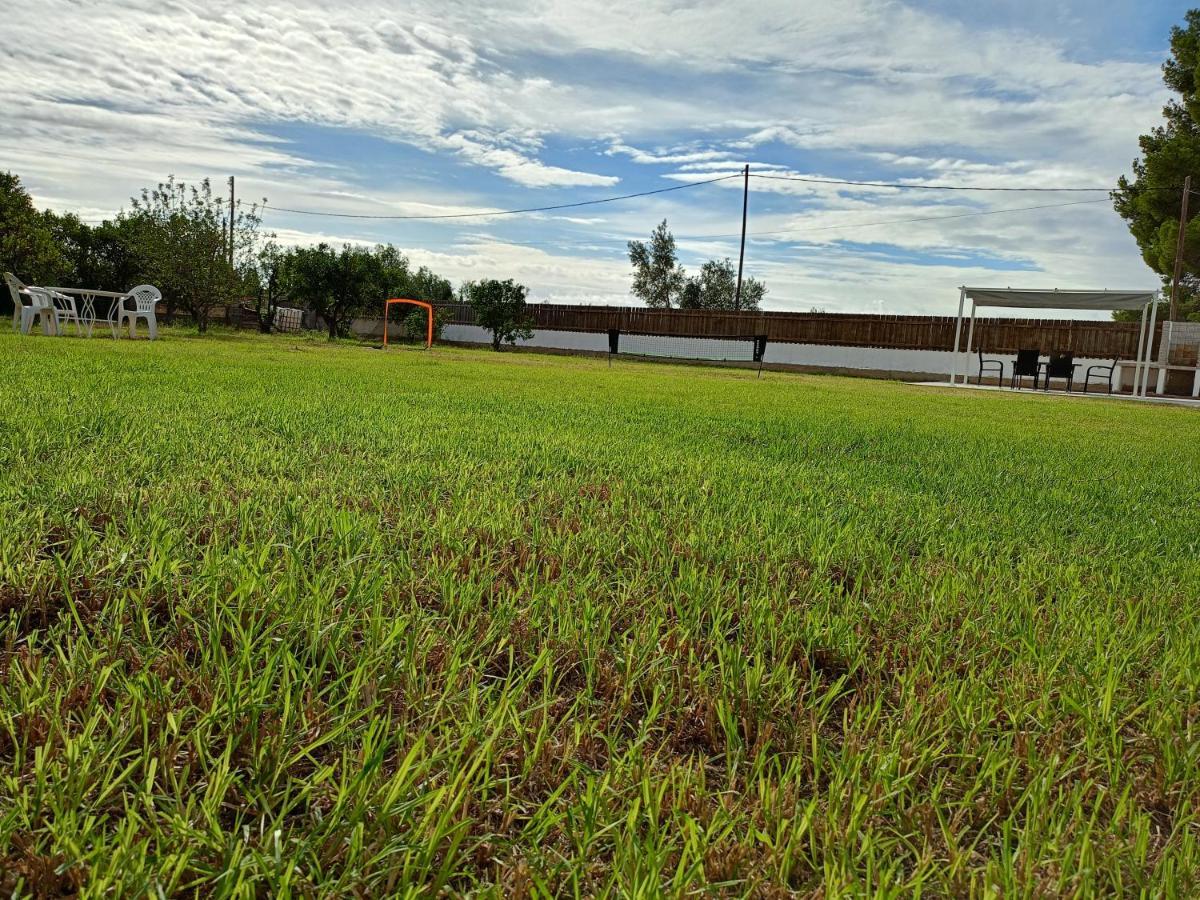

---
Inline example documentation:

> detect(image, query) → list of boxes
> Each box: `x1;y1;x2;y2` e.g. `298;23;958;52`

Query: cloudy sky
3;0;1185;314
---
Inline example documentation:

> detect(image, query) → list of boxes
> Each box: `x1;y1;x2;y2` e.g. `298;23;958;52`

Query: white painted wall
443;324;609;353
440;324;1126;384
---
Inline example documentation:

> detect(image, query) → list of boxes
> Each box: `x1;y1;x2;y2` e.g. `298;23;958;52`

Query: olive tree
463;278;533;350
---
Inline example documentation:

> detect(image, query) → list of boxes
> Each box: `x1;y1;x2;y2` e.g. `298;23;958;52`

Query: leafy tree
628;219;686;308
367;247;454;341
371;244;414;301
286;243;381;339
46;213;142;293
398;265;455;340
678;258;766;311
0;171;68;285
1113;10;1200;320
407;265;455;305
122;176;264;331
464;278;533;350
248;241;291;333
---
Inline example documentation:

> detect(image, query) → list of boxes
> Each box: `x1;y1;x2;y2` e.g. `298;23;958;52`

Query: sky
1;0;1189;315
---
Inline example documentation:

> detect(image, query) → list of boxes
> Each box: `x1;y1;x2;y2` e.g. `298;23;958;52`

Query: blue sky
3;0;1188;314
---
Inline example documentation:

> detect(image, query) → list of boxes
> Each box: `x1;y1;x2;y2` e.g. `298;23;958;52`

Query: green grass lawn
2;329;1200;897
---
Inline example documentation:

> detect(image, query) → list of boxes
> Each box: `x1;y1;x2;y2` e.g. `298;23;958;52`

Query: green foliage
285;243;369;339
630;221;767;311
678;257;767;311
284;243;452;340
0;171;68;286
627;219;686;308
1113;9;1200;319
121;177;265;332
405;265;455;306
248;241;290;334
0;171;463;336
46;213;143;293
2;331;1200;894
389;305;451;344
464;278;533;349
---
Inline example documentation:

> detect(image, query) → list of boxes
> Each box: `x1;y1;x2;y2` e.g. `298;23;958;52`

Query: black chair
1041;352;1076;392
1083;356;1120;394
1010;348;1040;389
976;349;1004;385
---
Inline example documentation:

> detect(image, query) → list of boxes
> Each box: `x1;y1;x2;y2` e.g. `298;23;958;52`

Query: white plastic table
47;287;129;337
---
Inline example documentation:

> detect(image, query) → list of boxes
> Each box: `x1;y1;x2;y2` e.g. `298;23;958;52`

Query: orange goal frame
382;298;434;349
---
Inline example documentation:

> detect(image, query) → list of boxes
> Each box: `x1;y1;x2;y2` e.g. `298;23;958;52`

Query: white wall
441;324;1127;383
443;324;609;353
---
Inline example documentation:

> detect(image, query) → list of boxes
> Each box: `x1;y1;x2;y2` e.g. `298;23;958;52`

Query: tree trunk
328;317;339;340
197;309;209;333
492;332;502;351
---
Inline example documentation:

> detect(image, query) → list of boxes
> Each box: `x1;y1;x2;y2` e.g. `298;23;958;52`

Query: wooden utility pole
228;176;236;267
734;164;749;310
1169;174;1191;321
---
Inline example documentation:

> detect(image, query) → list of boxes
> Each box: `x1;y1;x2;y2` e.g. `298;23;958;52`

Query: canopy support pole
964;300;978;384
1132;302;1149;397
950;287;966;384
1140;299;1160;397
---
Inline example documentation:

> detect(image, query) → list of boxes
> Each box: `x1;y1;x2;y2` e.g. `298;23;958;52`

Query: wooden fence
436;303;1152;358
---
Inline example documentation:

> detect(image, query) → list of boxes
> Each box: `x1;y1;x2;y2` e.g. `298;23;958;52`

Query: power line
262;173;742;220
316;197;1113;250
683;197;1110;241
750;172;1119;192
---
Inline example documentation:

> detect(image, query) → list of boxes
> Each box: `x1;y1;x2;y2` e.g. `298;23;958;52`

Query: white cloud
0;0;1172;312
605;141;739;166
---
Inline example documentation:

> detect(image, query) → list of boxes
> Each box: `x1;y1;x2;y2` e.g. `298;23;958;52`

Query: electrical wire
262;173;742;220
681;197;1111;241
749;172;1119;192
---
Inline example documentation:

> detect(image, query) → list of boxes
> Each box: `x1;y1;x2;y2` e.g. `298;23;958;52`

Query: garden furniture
976;348;1004;385
109;284;161;339
1040;352;1077;392
1083;357;1120;394
5;272;58;334
1010;348;1040;389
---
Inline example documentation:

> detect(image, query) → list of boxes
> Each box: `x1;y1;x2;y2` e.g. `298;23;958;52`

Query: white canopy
950;285;1164;396
963;287;1157;311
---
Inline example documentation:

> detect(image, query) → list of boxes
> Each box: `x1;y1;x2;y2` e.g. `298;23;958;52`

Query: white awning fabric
962;287;1157;311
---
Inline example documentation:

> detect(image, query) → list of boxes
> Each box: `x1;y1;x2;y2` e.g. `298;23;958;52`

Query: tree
0;171;68;285
406;265;454;306
286;243;382;339
380;262;455;342
628;219;686;308
249;241;290;333
1113;10;1200;320
464;278;533;350
677;258;767;311
46;213;142;293
122;176;264;331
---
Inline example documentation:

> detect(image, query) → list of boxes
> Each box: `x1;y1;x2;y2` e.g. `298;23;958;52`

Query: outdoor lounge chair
976;348;1004;386
1083;356;1120;394
4;272;56;334
1010;348;1040;389
1041;352;1076;392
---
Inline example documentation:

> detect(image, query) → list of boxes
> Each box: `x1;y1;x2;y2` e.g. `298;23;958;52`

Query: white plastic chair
109;285;161;339
5;272;57;334
46;289;86;336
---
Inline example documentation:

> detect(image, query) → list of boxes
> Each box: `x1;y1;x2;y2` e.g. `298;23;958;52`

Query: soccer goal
607;330;768;375
382;298;434;349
